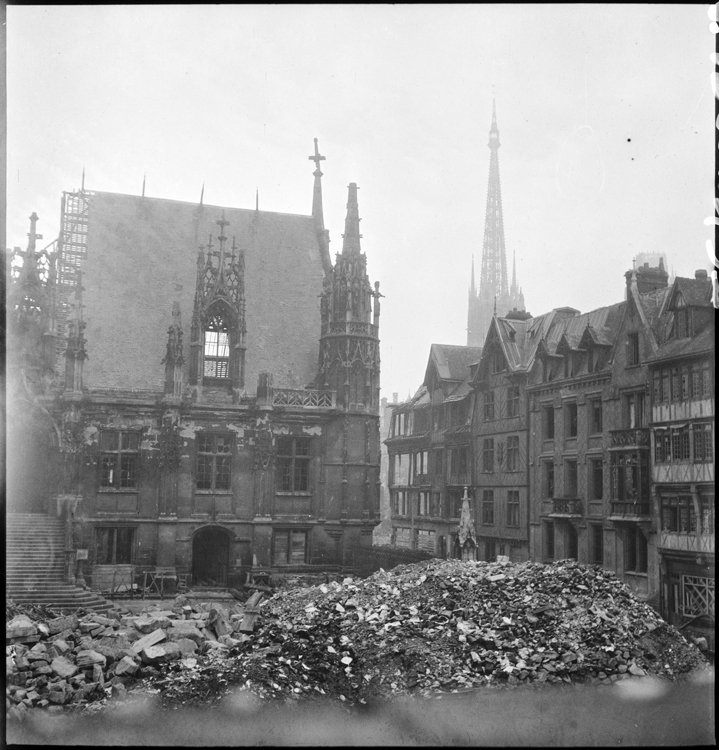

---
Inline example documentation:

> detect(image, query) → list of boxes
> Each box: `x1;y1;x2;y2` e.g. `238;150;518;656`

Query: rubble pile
5;594;263;718
228;559;707;704
6;560;708;715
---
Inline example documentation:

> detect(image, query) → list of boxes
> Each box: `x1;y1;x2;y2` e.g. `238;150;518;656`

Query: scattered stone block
114;656;139;676
76;650;107;669
131;629;166;654
50;657;78;680
141;642;181;664
6;616;38;640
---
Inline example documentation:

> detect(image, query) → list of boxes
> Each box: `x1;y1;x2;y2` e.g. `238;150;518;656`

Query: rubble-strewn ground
6;559;711;729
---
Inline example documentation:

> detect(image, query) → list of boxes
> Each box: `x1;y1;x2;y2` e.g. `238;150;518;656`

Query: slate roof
426;344;483;383
644;325;714;363
672;277;712;308
75;191;326;392
487;301;625;378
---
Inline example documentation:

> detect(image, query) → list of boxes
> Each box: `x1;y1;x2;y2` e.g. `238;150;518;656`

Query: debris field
6;559;708;717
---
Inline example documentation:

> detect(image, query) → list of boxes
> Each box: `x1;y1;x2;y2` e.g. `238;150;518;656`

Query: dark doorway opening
192;526;230;587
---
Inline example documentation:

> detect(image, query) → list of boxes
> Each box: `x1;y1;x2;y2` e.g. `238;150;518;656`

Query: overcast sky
7;5;714;400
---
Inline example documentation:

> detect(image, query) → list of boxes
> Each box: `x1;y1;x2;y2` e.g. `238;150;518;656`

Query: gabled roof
645;325;714;364
670;277;712;308
424;344;483;385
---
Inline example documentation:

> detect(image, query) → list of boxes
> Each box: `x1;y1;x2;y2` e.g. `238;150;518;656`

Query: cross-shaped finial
309;138;325;172
216;210;229;235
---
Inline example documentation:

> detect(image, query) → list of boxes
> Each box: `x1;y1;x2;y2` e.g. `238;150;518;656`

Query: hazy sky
7;5;714;399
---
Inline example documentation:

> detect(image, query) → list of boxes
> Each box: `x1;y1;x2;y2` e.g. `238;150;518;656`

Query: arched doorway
192;526;230;587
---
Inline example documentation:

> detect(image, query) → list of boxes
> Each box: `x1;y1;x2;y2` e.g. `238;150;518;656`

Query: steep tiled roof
672;277;712;308
644;325;714;363
427;344;483;383
637;285;673;344
77;191;326;392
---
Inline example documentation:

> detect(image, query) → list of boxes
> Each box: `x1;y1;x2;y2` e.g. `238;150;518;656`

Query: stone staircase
6;513;112;613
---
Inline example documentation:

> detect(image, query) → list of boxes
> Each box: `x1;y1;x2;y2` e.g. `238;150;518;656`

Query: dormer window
490;348;504;374
674;306;691;339
203;312;230;380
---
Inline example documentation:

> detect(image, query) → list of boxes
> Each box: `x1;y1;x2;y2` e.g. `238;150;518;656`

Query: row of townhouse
386;261;714;650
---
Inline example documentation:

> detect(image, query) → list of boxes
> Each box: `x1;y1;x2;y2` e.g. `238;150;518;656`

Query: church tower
467;101;525;346
317;183;381;413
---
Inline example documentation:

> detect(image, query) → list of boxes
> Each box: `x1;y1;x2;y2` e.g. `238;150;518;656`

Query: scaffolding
55;190;92;373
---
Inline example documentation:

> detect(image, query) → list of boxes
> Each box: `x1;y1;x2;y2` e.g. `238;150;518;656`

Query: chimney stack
695;269;708;280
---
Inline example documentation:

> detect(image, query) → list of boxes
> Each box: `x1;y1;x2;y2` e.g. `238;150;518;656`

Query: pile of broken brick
225;559;708;704
5;592;264;718
6;559;709;716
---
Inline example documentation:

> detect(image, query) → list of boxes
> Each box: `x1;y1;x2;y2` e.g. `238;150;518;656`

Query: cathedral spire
470;254;476;295
467;100;512;346
341;183;362;256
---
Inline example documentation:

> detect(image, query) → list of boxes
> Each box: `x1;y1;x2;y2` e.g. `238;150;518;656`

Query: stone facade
7;144;382;589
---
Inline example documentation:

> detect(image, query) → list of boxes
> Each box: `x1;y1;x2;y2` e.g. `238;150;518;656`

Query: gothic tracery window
203;312;230;379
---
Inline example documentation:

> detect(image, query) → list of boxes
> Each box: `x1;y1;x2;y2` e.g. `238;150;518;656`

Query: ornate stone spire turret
317;183;380;412
309;138;332;274
189;213;247;398
12;212;44;322
341;183;362;256
8;212;58;390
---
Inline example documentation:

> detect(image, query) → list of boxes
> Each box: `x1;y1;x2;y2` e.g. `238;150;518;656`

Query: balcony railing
272;388;336;408
610;501;651;518
610;428;650;448
447;474;470;486
550;498;583;517
321;321;378;337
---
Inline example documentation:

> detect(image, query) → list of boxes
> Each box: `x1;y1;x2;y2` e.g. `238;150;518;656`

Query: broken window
100;430;139;489
507;490;520;527
196;433;232;491
506;385;520;417
544;522;554;561
565;402;578;438
590;458;603;500
626;332;640;366
625;526;647;573
661;496;696;534
542;405;555;439
693;423;713;463
273;529;307;565
482;439;494;473
277;437;311;492
589;398;603;434
506;435;520;472
590;524;604;566
482;490;494;525
203;312;230;379
484;390;495;421
95;527;135;565
544;461;555;499
565;459;578;497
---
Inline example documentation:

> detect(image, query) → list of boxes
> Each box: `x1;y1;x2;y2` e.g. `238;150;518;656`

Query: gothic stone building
7;144;382;590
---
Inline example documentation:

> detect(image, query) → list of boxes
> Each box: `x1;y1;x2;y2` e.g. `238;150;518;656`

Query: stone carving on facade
158;411;182;470
253;418;274;471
